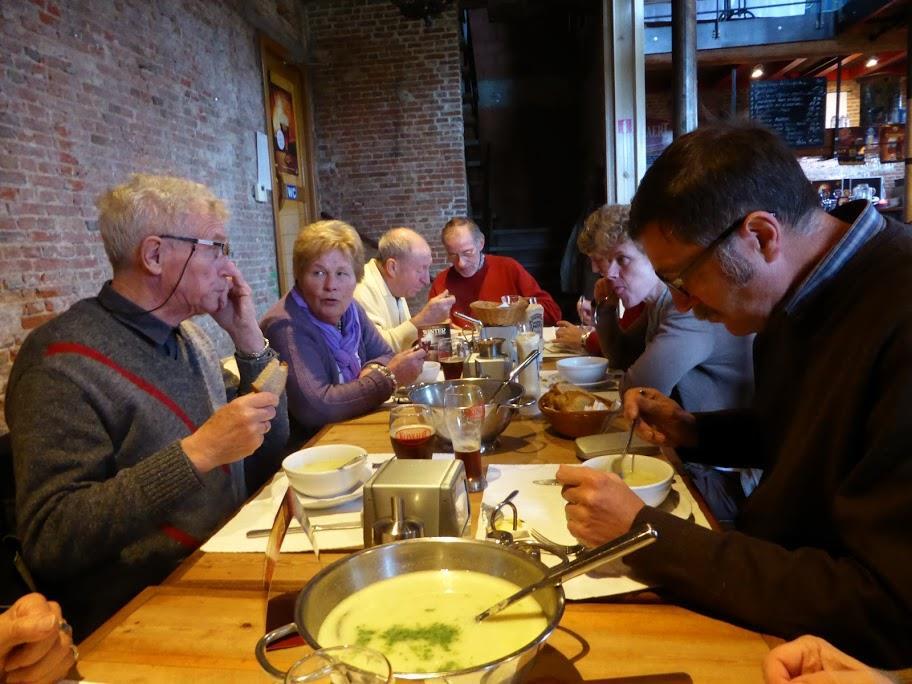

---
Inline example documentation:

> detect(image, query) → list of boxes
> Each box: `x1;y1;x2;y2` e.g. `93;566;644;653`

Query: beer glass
389;404;436;459
436;337;468;380
443;384;485;492
285;645;392;683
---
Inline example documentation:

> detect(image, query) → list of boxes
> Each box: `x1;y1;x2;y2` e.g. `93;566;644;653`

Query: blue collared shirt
783;200;885;316
97;281;180;358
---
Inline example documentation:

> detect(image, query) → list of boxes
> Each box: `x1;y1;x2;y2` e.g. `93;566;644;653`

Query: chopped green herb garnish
355;626;377;646
379;622;460;651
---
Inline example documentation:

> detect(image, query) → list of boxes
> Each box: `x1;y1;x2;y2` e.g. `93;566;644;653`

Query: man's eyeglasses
159;234;231;258
656;213;757;298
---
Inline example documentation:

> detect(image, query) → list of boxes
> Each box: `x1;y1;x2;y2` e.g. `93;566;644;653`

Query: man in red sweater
428;217;561;327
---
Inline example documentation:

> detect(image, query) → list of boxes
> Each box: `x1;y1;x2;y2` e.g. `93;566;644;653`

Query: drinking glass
436;338;468;380
388;404;436;459
443;384;485;492
285;645;393;683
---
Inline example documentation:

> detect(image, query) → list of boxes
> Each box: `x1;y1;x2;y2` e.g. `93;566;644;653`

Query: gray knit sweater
5;288;288;639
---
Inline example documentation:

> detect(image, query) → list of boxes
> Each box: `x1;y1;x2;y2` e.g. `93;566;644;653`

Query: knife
247;520;362;539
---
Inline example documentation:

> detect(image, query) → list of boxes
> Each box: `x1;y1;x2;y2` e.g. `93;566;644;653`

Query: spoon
339;453;367;469
475;523;658;622
617;418;639;480
491;348;541;403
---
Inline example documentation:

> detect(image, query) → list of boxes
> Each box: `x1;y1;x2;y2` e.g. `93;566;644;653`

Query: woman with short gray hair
262;220;426;441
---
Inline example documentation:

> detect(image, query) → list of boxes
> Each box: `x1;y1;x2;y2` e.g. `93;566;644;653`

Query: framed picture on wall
269;81;299;176
836;127;866;164
879;125;905;163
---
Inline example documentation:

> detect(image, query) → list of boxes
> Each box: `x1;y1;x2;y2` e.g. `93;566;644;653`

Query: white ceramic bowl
556;356;609;384
282;444;369;498
582;454;674;506
417;360;441;384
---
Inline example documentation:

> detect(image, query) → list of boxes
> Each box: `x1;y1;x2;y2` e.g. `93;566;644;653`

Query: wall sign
749;77;826;149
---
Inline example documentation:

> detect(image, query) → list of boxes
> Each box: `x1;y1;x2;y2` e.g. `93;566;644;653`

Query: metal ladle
490;348;541;403
475;523;658;621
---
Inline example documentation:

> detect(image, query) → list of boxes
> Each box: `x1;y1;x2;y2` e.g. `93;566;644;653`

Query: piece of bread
252;357;288;395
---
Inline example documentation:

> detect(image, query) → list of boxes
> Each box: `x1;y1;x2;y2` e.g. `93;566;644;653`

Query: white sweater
353;258;417;352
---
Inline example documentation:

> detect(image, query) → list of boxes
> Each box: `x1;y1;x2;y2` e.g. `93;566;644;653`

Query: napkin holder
362;459;471;547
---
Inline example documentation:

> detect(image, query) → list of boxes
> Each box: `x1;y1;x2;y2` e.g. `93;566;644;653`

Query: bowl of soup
583;454;674;506
282;444;369;498
255;537;564;682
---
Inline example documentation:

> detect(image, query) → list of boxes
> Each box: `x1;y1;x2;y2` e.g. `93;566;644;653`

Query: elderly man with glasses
428;217;562;327
5;174;289;640
556;122;912;669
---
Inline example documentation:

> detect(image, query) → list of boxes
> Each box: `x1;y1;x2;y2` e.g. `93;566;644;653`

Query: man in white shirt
354;227;455;351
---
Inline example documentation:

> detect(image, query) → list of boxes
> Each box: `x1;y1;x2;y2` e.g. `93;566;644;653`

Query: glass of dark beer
389;405;436;459
443;384;485;492
437;338;468;381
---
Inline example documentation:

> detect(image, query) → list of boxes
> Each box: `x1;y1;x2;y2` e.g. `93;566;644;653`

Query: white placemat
202;453;455;553
477;463;710;600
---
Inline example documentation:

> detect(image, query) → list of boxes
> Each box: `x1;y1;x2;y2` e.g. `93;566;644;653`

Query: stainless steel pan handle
255;622;298;678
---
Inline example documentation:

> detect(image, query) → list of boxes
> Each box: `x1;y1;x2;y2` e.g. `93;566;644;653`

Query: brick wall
0;0;298;430
302;0;467;303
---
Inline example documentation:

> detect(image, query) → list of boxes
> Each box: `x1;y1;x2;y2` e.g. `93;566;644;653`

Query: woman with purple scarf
261;220;426;442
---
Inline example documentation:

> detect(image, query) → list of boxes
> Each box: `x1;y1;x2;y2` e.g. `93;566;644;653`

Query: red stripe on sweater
44;342;231;475
45;341;198;432
161;523;201;549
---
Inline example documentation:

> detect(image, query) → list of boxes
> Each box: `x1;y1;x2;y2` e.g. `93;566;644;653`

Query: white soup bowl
282;444;369;498
582;453;674;506
556;356;609;385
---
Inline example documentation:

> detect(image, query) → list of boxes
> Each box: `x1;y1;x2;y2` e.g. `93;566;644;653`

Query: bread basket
470;298;528;326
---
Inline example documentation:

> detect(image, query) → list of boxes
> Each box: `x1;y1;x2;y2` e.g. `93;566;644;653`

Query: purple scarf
290;288;363;382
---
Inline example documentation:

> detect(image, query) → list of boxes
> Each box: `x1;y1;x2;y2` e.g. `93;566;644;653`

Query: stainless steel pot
255;537;565;682
408;378;533;452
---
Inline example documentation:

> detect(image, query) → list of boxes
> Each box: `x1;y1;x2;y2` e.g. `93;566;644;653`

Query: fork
529;528;584;556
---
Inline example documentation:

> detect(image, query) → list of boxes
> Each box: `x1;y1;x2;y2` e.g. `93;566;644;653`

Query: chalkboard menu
749;77;826;148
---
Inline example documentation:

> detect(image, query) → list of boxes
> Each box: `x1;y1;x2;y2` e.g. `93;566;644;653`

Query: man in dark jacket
557;122;912;668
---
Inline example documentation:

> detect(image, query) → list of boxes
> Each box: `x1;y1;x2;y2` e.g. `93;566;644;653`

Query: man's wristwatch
365;362;397;392
235;337;271;361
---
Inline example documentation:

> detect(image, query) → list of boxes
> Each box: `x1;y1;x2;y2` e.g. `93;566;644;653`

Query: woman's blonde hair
95;174;228;270
293;220;365;283
576;204;635;256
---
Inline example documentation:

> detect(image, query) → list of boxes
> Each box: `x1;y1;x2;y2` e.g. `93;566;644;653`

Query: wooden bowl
538;398;619;438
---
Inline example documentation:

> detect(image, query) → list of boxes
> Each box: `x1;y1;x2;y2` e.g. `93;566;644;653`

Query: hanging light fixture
391;0;454;26
865;56;879;68
751;65;764;79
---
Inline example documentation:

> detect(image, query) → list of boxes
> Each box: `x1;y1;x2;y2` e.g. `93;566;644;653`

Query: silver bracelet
235;337;270;361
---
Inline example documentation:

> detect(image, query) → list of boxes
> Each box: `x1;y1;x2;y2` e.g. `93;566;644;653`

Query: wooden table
73;404;775;683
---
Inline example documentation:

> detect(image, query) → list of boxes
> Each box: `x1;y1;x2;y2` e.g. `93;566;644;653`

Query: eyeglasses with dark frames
656;212;771;298
159;234;231;258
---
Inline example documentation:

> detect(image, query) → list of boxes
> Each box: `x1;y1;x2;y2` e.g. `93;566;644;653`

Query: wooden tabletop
72;398;775;683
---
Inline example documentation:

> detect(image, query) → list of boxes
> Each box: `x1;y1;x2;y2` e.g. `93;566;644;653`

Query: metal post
672;0;698;137
603;0;646;204
730;66;737;117
833;58;842;160
904;7;911;224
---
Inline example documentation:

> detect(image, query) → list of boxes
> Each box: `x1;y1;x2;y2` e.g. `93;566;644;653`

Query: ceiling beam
645;32;907;68
815;53;863;77
769;58;807;80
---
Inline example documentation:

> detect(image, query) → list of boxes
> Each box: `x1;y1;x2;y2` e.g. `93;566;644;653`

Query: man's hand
181;392;279;473
763;635;893;684
210;260;265;355
556;464;644;547
0;593;76;684
412;290;456;328
386;347;427;386
554;321;584;349
623;387;698;449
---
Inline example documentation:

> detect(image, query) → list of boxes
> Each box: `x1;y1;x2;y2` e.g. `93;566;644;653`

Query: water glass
443;384;485;492
389;404;436;459
285;645;393;683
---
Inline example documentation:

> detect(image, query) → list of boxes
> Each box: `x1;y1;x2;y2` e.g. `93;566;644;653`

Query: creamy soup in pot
316;569;549;674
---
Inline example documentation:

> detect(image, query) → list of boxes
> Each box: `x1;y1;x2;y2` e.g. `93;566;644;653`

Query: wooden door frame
258;34;319;293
